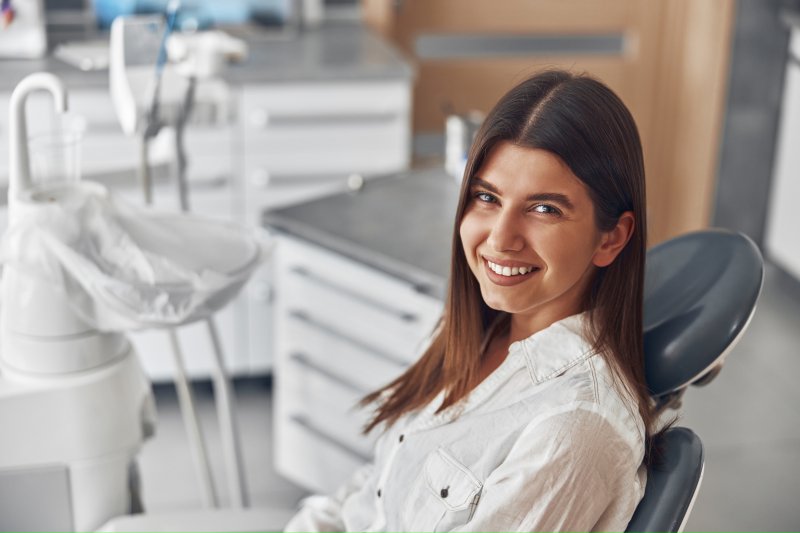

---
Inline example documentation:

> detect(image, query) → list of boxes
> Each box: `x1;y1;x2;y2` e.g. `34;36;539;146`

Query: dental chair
102;229;764;532
625;229;764;532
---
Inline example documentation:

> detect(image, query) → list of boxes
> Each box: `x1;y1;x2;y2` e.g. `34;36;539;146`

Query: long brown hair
361;70;659;463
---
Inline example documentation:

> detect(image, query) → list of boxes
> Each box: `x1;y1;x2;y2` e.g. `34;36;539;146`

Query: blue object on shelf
93;0;288;29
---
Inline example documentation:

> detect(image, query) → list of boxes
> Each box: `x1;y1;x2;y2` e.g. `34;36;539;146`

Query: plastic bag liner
0;182;271;331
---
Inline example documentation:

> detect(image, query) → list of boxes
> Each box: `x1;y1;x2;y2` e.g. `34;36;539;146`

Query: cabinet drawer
244;139;407;177
278;250;441;364
284;309;407;392
242;81;410;128
244;115;406;155
241;81;411;179
275;236;442;357
281;354;376;458
275;415;367;494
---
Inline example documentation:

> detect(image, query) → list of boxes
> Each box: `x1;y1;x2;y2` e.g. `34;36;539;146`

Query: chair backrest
625;427;704;532
625;229;763;533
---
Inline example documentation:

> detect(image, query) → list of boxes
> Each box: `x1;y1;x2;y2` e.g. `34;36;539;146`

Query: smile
487;260;534;276
483;257;539;285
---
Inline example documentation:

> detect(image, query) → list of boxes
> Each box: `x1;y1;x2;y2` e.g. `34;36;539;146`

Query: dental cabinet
265;169;455;492
0;24;413;380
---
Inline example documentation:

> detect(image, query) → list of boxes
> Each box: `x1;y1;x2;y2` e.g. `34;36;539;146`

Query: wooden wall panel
413;59;628;131
651;0;736;240
363;0;735;244
365;0;635;41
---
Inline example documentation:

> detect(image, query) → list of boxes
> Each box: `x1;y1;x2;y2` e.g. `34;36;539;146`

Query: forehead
475;142;590;198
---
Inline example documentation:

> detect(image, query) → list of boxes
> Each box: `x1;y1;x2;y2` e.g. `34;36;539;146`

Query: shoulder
538;355;646;464
520;315;645;451
511;384;643;480
514;315;646;461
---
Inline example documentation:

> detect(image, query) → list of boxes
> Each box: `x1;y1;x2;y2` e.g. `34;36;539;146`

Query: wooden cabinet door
363;0;735;244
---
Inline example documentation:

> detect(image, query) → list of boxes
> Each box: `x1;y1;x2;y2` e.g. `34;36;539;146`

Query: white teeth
486;261;534;277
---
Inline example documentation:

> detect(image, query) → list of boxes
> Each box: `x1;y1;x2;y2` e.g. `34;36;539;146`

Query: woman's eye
532;204;561;216
475;191;497;203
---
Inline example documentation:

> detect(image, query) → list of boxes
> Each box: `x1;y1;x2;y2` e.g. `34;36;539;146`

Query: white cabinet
272;234;442;493
240;80;411;215
241;79;412;375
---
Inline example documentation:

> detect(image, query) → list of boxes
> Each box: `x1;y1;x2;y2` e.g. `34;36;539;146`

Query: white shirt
285;314;647;532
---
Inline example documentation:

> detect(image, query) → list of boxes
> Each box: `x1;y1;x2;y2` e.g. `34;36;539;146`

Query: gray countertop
0;23;413;92
263;168;460;300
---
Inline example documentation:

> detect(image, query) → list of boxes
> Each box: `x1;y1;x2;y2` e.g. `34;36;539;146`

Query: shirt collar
511;312;596;384
406;313;595;433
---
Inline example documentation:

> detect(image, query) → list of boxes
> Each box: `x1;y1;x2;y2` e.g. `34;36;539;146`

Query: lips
482;256;540;286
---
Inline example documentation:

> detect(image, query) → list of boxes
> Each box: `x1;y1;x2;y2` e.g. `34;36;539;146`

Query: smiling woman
285;70;656;533
461;144;634;336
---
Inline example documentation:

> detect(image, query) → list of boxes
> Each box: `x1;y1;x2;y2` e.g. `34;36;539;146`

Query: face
459;142;628;337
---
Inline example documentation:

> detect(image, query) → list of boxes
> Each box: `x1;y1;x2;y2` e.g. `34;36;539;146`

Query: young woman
285;69;657;532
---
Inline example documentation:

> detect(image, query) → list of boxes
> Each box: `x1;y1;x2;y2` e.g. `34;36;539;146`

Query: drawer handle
290;352;367;395
251;172;362;187
251;112;397;128
289;310;409;368
290;415;371;462
290;266;419;323
191;175;230;190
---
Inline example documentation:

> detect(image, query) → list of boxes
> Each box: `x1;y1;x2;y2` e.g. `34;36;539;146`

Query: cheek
459;213;481;258
538;230;599;272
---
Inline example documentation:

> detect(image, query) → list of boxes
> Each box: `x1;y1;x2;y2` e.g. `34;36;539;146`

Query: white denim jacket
285;314;647;532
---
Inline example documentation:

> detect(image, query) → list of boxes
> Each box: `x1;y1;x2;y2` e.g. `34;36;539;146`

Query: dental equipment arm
140;0;180;205
110;10;249;510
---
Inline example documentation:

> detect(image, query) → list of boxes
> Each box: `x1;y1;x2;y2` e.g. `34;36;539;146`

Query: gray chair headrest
643;229;763;397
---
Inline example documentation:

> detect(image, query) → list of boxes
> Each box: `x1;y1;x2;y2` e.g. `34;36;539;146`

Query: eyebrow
470;177;576;210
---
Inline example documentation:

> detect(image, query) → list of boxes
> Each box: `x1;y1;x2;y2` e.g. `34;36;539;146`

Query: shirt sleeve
283;461;374;532
454;406;643;533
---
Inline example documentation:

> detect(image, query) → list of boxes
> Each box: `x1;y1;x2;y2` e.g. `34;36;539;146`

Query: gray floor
138;261;800;531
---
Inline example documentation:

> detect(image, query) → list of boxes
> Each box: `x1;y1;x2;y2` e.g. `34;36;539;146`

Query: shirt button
440;487;449;498
377;489;382;498
398;434;404;443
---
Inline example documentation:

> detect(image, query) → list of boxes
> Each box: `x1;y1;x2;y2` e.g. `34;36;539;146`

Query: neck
509;311;560;344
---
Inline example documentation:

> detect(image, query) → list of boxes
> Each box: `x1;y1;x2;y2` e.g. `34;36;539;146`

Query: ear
592;211;635;267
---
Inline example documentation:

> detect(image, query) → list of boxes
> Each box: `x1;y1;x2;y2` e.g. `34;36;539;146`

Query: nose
487;208;524;252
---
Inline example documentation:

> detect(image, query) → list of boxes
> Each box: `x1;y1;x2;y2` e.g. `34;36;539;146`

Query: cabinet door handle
290;415;371;462
250;108;270;128
290;265;419;323
289;310;409;367
250;168;271;188
290;352;366;394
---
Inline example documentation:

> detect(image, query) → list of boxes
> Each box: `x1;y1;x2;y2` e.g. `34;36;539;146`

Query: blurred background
1;0;799;530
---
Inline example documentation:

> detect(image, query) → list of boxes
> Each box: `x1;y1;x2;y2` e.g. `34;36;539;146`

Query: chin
479;289;526;314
